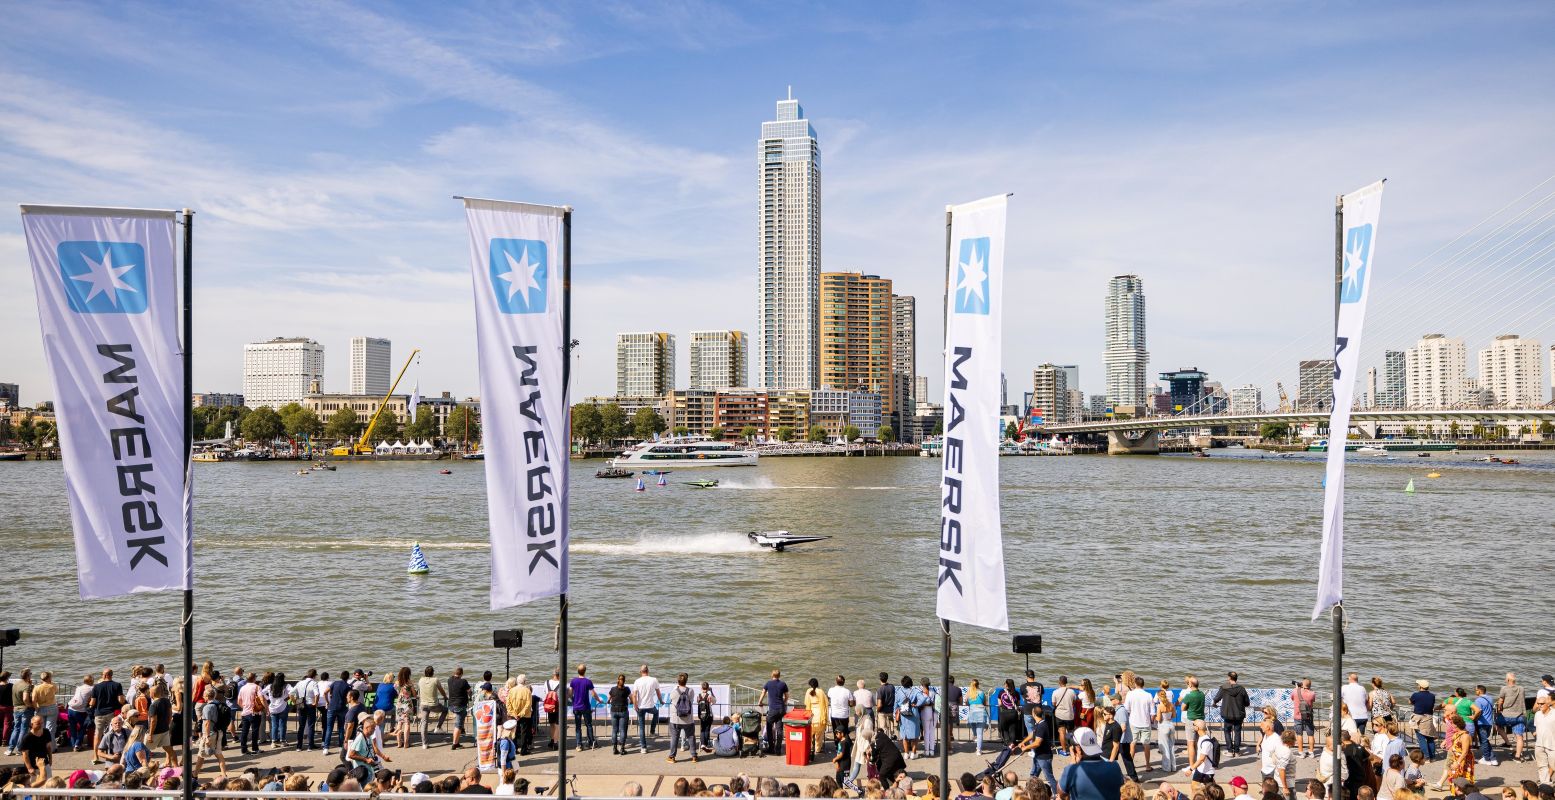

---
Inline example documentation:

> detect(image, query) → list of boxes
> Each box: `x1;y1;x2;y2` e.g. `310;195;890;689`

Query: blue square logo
488;238;548;314
57;241;148;314
1340;223;1371;304
953;237;991;315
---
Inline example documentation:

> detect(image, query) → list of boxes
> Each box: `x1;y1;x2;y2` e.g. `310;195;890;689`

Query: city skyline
3;3;1555;406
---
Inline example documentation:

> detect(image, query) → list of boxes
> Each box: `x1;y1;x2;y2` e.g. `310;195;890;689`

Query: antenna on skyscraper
787;85;792;100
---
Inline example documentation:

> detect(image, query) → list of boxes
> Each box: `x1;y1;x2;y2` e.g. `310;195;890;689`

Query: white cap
410;773;431;787
1071;726;1102;757
503;719;518;730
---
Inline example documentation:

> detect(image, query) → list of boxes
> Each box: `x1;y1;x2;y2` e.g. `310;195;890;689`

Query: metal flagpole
1329;194;1344;800
938;206;953;800
180;208;195;800
556;207;573;799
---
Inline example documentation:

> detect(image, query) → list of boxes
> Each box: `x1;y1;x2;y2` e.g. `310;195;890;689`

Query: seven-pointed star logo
72;249;139;307
954;237;991;314
1340;223;1372;304
57;240;149;314
497;248;542;306
488;238;548;314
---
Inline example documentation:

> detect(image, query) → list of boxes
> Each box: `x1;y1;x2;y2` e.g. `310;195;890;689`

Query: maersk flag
1313;180;1385;620
22;205;188;599
938;194;1010;631
463;198;570;610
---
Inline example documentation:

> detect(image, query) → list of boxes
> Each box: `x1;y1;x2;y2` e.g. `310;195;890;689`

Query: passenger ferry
1306;438;1457;453
611;438;759;468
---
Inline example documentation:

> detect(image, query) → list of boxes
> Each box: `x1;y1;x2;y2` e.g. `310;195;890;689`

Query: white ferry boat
611;438;759;468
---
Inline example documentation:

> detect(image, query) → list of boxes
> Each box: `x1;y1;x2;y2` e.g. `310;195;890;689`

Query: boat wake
573;532;761;556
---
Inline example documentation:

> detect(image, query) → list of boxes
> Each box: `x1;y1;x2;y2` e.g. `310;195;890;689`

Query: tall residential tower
757;90;822;390
689;330;749;391
819;272;895;422
242;337;325;409
349;336;391;396
616;332;676;397
1104;275;1148;409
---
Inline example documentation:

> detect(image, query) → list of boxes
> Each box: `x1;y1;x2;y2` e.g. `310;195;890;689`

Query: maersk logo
58;241;148;314
954;237;990;315
489;238;548;314
1340;224;1371;304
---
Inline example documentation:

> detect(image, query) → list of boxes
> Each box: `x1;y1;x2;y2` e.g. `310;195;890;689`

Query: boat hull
612;454;758;468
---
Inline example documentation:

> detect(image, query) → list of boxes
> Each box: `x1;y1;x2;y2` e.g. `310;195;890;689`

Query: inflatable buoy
1426;472;1441;479
407;542;431;575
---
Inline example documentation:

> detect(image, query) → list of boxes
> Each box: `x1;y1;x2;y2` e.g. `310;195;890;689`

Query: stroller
975;742;1027;781
738;709;764;757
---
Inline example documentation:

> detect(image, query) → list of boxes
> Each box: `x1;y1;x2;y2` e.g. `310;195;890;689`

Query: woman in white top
262;673;293;749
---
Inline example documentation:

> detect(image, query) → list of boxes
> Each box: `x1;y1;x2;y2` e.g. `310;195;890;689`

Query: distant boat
635;478;646;492
641;469;673;475
683;479;719;488
407;543;431;575
461;450;485;460
596;468;634;478
656;473;667;487
748;531;831;552
1404;479;1415;494
438;468;452;475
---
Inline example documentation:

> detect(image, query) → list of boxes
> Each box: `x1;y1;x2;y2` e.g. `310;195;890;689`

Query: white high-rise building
616;332;675;397
757;90;821;390
915;376;929;405
891;294;916;434
1229;385;1263;415
243;337;325;409
689;331;748;391
1477;334;1544;407
1104;275;1148;409
1378;350;1407;409
1032;364;1069;423
1405;334;1467;408
349;336;391;397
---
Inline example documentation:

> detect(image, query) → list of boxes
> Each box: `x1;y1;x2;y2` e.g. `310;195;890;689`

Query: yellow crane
332;348;420;456
1276;381;1292;413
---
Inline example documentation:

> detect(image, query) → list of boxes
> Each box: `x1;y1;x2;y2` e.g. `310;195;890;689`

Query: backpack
214;700;233;731
542;687;558;714
739;709;762;734
1298;690;1314;722
675;687;693;718
1202;736;1220;769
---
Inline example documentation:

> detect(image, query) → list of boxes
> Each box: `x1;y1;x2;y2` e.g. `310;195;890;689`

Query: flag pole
1329;194;1344;800
179;208;195;800
938;205;953;800
556;206;573;798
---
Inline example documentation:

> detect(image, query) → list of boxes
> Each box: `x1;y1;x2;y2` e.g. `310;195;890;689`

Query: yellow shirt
806;689;829;720
507;684;533;719
31;681;58;707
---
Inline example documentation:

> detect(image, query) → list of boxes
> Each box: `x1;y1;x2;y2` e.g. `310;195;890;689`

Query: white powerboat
1355;446;1387;455
748;531;830;551
612;438;758;468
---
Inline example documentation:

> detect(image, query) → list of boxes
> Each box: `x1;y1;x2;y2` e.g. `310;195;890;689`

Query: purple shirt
569;677;595;712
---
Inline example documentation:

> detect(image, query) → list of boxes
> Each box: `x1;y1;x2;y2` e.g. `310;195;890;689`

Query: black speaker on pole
492;629;522;649
1012;634;1042;654
0;628;16;674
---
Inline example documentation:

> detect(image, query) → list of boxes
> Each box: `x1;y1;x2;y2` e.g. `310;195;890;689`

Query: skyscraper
1031;364;1068;423
757;90;822;390
1477;334;1544;407
616;332;676;397
1104;275;1148;409
1405;334;1467;408
1378;350;1406;409
819;272;894;421
1297;359;1335;411
243;337;325;409
891;294;916;435
915;376;929;406
349;336;391;396
689;330;748;391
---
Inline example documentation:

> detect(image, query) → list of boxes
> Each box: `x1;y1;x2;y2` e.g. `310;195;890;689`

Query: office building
1104;275;1148;409
819;272;894;421
1031;364;1069;424
192;393;245;409
1477;334;1544;407
689;330;748;391
891;294;917;433
0;383;18;409
1405;334;1467;408
1297;359;1335;412
304;392;410;425
349;336;391;397
757;90;822;391
1159;368;1208;414
1229;385;1262;415
243;337;325;409
915;376;929;406
616;332;676;397
1378;350;1406;409
1088;394;1108;418
1066;389;1085;423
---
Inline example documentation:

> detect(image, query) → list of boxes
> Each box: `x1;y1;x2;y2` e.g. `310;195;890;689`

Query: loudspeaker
0;629;16;648
1012;634;1042;655
492;629;522;649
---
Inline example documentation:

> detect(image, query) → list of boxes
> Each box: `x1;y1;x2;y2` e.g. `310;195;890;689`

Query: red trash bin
783;709;812;766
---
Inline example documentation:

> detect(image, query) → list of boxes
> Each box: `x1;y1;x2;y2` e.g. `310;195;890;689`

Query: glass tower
1103;275;1148;409
757;90;821;390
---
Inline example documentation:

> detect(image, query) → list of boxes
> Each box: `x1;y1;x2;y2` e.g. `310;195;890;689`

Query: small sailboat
656;473;667;487
1404;479;1415;494
635;477;646;492
407;543;431;575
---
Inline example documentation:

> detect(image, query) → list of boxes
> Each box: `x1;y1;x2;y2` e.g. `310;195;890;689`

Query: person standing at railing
293;668;322;751
262;672;291;750
65;673;93;752
322;670;351;756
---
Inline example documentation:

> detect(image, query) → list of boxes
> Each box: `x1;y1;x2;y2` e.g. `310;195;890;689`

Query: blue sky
4;0;1555;405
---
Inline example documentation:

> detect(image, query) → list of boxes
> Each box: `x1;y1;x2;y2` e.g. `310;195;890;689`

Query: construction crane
332;348;420;456
1276;381;1292;413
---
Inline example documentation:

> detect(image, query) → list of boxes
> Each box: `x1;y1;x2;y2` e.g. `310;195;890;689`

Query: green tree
32;420;56;447
878;425;896;444
1259;422;1290;441
1471;424;1486;440
807;425;828;443
598;403;627;443
404;406;436;440
673;425;690;437
192;406;218;439
1448;421;1461;439
1402;425;1418;437
447;405;480;443
1005;421;1018;440
1540;421;1554;437
740;425;758;440
325;407;362;441
776;426;795;442
370;410;402;442
932;418;944;436
631;407;667;441
708;426;726;440
571;404;603;447
281;406;323;438
843;424;861;441
17;417;36;448
1493;425;1509;440
240;407;284;442
0;417;11;444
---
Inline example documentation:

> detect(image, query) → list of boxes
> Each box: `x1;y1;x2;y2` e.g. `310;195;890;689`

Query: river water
2;450;1550;690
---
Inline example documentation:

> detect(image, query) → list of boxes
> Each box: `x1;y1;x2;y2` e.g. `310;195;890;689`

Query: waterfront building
1104;275;1148;408
891;294;916;438
0;383;17;410
616;332;676;397
1088;394;1108;416
421;392;475;439
1229;385;1262;415
304;392;410;424
714;388;770;439
349;336;392;397
1066;389;1085;423
1477;334;1545;407
1202;381;1229;414
243;337;325;410
757;90;821;391
1379;350;1406;409
1297;359;1335;411
580;394;667;419
1031;364;1069;424
1150;386;1172;415
915;376;929;406
809;388;883;440
819;272;894;423
1159;367;1208;414
768;389;811;436
914;401;943;441
688;331;748;391
666;390;717;438
192;392;245;409
1405;334;1467;408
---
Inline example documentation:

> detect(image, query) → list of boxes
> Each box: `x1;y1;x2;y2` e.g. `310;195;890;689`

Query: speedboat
1356;446;1387;455
683;479;719;488
438;468;452;475
612;437;758;468
596;468;634;478
747;531;830;552
460;451;484;460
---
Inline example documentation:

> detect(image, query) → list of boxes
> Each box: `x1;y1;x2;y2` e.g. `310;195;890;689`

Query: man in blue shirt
758;670;789;755
568;664;597;751
1472;686;1498;766
323;671;351;756
1059;727;1124;800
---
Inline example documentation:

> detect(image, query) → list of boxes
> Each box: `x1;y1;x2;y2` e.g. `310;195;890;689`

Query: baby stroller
975;742;1027;781
738;709;764;757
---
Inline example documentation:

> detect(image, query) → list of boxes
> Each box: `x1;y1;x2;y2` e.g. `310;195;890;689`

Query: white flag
409;381;421;413
1313;180;1385;620
938;194;1009;631
463;198;569;610
22;205;189;599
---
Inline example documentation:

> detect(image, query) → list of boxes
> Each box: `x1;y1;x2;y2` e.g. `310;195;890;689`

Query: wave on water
322;539;489;550
573;531;761;556
712;476;782;489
